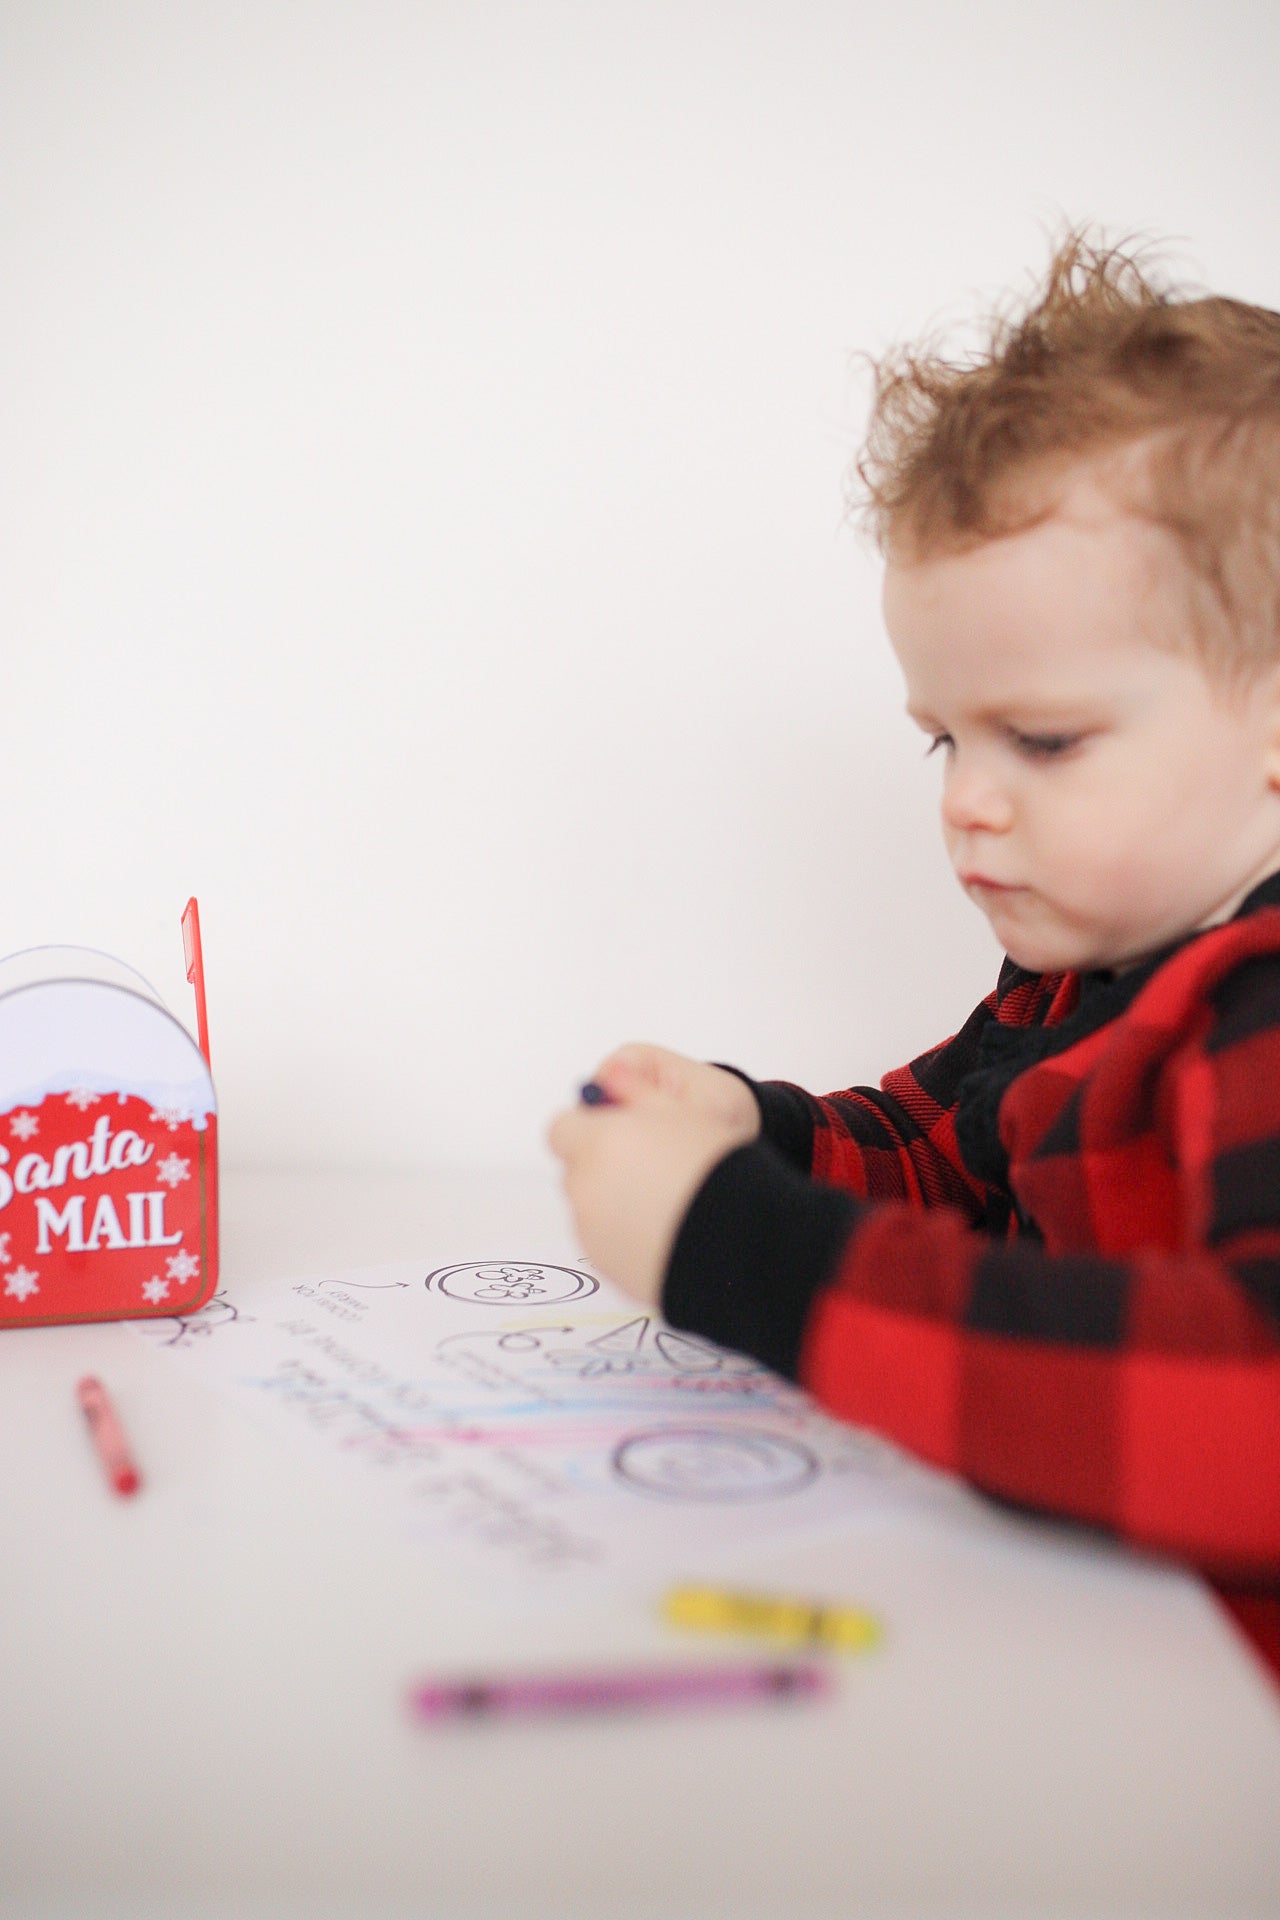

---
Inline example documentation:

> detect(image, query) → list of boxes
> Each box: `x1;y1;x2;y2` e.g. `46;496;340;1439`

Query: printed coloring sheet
135;1256;977;1596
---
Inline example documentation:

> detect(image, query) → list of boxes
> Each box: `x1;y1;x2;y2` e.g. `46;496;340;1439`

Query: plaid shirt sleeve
739;962;1073;1215
665;941;1280;1579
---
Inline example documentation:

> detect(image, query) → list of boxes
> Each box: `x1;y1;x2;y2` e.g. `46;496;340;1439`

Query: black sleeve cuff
710;1065;816;1172
662;1140;864;1380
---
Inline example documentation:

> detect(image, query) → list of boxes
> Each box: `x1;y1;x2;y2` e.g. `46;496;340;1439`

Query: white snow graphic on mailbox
0;904;217;1328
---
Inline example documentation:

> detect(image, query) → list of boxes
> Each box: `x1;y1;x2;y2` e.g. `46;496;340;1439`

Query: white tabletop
2;1169;1279;1920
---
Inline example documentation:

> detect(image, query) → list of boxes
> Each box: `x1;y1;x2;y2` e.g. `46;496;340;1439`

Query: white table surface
2;1168;1279;1920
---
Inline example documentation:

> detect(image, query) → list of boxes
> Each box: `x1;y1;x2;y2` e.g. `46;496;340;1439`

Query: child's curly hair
853;228;1280;673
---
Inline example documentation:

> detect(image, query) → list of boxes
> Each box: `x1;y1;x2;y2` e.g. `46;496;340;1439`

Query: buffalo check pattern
665;885;1280;1592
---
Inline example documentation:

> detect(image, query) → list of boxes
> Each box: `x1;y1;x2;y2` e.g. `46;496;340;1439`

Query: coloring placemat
133;1256;978;1593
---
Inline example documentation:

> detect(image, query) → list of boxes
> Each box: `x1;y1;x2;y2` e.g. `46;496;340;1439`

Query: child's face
882;474;1280;974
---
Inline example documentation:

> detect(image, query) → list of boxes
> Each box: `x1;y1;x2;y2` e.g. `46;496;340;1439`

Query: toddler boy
549;234;1280;1600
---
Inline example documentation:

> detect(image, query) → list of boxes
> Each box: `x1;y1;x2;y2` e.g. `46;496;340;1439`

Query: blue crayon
579;1081;615;1107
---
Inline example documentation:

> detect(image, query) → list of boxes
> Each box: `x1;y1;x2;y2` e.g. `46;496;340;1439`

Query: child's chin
980;901;1108;975
1000;933;1093;975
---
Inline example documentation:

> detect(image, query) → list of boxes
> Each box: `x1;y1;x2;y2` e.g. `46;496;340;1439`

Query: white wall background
2;0;1278;1170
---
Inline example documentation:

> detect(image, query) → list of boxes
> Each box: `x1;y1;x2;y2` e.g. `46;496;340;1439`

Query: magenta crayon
409;1660;832;1722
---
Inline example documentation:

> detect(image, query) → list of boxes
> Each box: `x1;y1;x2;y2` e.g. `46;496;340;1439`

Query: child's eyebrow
906;699;1099;730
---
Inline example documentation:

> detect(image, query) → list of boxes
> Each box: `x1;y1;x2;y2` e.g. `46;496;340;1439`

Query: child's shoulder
1173;905;1280;1035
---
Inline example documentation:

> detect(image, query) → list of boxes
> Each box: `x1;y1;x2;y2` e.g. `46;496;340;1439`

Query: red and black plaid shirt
664;879;1280;1591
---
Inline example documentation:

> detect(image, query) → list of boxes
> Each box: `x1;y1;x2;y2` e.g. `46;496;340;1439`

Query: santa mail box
0;913;217;1329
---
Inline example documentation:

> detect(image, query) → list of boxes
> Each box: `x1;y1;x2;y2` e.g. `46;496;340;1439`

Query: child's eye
1011;730;1082;760
924;732;954;758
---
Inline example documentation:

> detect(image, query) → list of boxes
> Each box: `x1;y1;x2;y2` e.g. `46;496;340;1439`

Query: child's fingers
548;1074;674;1163
547;1104;592;1163
591;1043;665;1098
594;1042;695;1102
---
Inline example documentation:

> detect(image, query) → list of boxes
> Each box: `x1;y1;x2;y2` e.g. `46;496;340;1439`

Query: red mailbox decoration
0;905;217;1329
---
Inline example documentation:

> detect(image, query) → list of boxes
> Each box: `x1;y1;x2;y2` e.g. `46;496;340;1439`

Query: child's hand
587;1043;762;1138
547;1068;759;1305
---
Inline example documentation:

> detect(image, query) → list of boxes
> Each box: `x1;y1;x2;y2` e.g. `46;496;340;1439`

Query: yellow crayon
662;1585;882;1654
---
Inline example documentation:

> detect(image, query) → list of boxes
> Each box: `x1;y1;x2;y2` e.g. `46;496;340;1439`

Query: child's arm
552;962;1280;1578
593;960;1069;1225
763;963;1076;1215
662;1132;1279;1582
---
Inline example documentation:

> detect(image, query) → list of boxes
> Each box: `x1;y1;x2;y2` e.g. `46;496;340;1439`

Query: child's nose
941;756;1015;834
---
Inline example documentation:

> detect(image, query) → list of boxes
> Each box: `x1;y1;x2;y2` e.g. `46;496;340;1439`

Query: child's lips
960;873;1020;894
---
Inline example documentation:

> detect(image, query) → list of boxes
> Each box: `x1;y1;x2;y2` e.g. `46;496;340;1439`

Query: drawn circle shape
426;1262;599;1307
611;1428;819;1502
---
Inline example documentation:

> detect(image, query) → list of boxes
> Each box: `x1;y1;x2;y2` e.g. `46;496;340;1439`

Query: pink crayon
409;1660;832;1723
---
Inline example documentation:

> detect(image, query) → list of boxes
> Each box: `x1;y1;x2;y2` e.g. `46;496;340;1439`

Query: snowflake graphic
142;1276;170;1304
165;1249;200;1284
149;1107;191;1132
155;1153;191;1189
4;1266;39;1302
9;1110;39;1141
0;1233;10;1265
64;1088;102;1112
